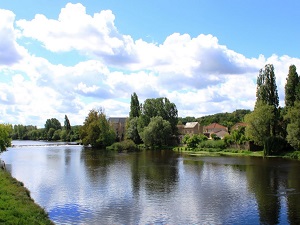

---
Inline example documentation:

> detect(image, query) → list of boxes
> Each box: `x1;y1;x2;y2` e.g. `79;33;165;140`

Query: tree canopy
80;109;116;148
0;124;12;152
285;65;299;108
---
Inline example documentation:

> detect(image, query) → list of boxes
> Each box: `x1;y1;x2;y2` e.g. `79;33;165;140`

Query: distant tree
45;118;62;132
0;124;12;151
129;92;141;118
285;65;299;108
80;109;116;148
47;128;55;141
64;115;71;132
52;129;61;141
140;116;171;148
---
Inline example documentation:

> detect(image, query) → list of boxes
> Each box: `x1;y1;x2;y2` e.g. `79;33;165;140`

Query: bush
107;140;139;152
198;140;227;150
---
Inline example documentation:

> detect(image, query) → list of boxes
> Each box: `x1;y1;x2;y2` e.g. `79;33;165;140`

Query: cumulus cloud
0;9;23;65
1;3;300;127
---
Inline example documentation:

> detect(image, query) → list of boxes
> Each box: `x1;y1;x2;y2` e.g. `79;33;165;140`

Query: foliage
0;170;54;224
80;109;116;148
211;133;221;140
198;140;227;150
285;65;299;108
107;139;139;152
129;92;141;118
140;116;171;148
126;117;141;144
225;126;248;147
45;118;62;132
245;101;275;146
263;136;289;156
196;109;251;128
285;101;300;150
256;64;279;108
0;124;12;152
140;97;178;135
64;115;71;132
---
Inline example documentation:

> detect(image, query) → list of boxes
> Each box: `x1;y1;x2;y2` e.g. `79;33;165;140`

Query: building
203;122;228;139
231;122;247;132
108;117;127;141
177;122;202;135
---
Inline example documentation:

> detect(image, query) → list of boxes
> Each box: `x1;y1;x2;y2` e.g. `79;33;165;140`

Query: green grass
0;170;54;225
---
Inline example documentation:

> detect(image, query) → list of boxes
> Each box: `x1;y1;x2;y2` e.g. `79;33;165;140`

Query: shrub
198;140;227;150
107;140;139;152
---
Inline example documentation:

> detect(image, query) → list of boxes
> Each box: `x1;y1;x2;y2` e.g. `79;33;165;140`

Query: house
108;117;127;141
177;122;203;135
203;123;228;139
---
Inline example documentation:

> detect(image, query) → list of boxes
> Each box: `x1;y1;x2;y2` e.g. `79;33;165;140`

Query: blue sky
0;1;300;127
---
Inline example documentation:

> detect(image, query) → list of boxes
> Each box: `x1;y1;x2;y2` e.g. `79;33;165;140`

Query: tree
45;118;62;132
80;109;116;148
285;65;299;108
245;101;275;146
285;101;300;150
126;117;141;144
140;97;178;135
0;124;12;152
140;116;171;148
256;64;279;108
129;92;140;118
255;64;279;136
64;115;71;132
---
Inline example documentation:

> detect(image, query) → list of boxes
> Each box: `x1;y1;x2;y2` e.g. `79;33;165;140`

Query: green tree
140;97;178;135
285;101;300;150
47;128;55;141
129;92;140;118
80;109;116;148
140;116;171;148
45;118;62;132
256;64;279;108
245;101;275;146
255;64;279;136
126;117;141;144
285;65;299;108
64;115;71;132
0;124;12;151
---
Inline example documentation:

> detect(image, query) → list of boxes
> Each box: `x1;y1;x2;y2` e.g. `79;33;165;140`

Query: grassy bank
0;170;53;225
173;146;264;157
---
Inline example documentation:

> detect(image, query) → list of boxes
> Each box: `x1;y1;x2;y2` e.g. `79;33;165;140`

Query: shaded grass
0;170;54;225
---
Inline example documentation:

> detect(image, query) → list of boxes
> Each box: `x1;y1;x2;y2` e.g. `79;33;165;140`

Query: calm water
1;140;300;224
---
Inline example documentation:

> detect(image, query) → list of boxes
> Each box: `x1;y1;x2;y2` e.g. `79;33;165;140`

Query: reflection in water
2;142;300;224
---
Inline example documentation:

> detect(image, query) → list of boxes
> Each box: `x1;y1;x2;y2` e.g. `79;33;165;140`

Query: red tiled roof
204;123;227;130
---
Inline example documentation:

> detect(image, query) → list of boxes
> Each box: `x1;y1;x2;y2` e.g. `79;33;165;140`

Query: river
1;140;300;224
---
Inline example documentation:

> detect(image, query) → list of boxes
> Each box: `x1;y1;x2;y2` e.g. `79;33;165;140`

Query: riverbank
0;170;54;225
174;147;264;157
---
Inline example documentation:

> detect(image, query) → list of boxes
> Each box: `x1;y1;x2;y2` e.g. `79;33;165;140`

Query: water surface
1;141;300;224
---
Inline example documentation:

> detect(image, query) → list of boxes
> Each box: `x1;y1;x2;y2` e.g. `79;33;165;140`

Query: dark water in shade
2;140;300;224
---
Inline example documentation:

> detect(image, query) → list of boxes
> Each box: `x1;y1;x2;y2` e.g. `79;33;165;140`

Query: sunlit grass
0;170;53;225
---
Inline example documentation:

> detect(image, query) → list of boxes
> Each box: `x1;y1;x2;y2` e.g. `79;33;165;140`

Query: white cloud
1;4;300;127
0;9;25;66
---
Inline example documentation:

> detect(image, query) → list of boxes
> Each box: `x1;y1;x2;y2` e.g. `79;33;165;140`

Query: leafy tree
285;65;299;108
129;92;140;118
80;109;116;148
45;118;62;132
126;117;141;144
140;116;171;148
256;64;279;108
64;115;71;132
140;97;178;135
47;128;55;141
285;101;300;150
0;124;12;151
255;64;279;136
245;101;275;146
